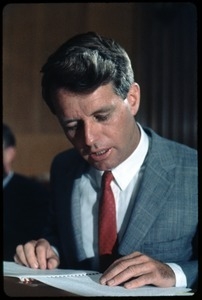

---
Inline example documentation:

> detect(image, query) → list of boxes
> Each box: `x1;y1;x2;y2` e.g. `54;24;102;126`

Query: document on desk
3;261;193;297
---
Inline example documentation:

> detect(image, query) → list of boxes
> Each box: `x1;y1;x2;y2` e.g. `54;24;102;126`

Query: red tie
99;171;117;256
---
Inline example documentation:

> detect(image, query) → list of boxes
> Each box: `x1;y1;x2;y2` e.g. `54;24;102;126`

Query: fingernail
124;282;132;289
107;279;115;286
100;278;106;285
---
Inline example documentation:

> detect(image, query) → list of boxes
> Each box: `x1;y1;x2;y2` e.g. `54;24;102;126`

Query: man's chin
88;160;114;171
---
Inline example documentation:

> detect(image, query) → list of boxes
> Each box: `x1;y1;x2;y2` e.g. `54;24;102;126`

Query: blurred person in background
3;123;50;261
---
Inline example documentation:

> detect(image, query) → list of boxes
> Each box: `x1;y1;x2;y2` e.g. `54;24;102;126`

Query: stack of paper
3;261;193;297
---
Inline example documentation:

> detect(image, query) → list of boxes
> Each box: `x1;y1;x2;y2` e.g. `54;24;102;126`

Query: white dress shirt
77;123;186;287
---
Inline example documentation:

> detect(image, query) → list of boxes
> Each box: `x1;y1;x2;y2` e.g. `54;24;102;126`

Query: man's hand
99;251;176;288
14;238;60;270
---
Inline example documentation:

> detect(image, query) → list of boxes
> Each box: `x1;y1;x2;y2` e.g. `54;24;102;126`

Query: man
14;32;198;289
3;123;50;261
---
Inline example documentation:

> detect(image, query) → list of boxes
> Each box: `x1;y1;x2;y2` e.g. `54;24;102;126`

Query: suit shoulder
51;148;83;169
144;127;197;166
12;173;44;188
8;173;50;200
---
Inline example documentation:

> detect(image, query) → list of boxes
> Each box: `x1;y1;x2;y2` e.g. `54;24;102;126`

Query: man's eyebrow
92;105;114;115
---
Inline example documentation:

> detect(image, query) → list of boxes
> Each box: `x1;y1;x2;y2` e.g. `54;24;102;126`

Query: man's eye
65;123;79;132
66;126;77;131
64;120;83;132
95;114;110;122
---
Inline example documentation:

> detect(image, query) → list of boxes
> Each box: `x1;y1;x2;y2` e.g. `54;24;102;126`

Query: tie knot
102;171;113;186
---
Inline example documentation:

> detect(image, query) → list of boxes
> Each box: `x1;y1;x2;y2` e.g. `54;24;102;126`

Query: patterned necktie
99;171;117;256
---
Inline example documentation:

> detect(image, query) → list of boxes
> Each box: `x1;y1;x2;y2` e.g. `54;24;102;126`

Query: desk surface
3;277;78;297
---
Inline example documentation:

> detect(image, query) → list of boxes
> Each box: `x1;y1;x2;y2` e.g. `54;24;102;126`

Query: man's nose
84;121;98;146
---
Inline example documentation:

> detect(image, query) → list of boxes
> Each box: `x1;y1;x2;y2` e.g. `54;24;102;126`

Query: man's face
53;83;140;170
3;146;15;176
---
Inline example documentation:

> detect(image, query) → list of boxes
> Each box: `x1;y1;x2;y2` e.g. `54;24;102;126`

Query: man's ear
126;82;140;116
4;146;16;165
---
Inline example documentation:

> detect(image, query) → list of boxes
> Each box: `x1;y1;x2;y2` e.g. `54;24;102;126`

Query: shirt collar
112;123;149;190
3;171;14;188
90;123;149;190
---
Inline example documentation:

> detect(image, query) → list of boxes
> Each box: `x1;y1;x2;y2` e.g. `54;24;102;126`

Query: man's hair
41;31;134;114
3;123;16;149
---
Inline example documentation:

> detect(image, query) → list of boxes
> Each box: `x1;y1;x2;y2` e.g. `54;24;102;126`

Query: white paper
3;261;98;278
3;261;193;297
35;275;194;297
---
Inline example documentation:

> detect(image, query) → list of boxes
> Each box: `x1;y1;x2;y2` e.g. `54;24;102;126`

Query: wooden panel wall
132;3;197;149
3;3;197;177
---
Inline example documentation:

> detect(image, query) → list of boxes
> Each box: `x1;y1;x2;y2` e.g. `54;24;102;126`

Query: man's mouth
90;148;112;161
94;149;109;156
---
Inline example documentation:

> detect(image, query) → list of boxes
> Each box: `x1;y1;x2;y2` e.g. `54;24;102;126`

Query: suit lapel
57;152;88;264
70;162;90;261
71;176;86;261
119;130;175;255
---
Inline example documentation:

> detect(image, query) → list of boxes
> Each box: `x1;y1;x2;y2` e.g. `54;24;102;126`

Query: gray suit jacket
43;127;198;288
